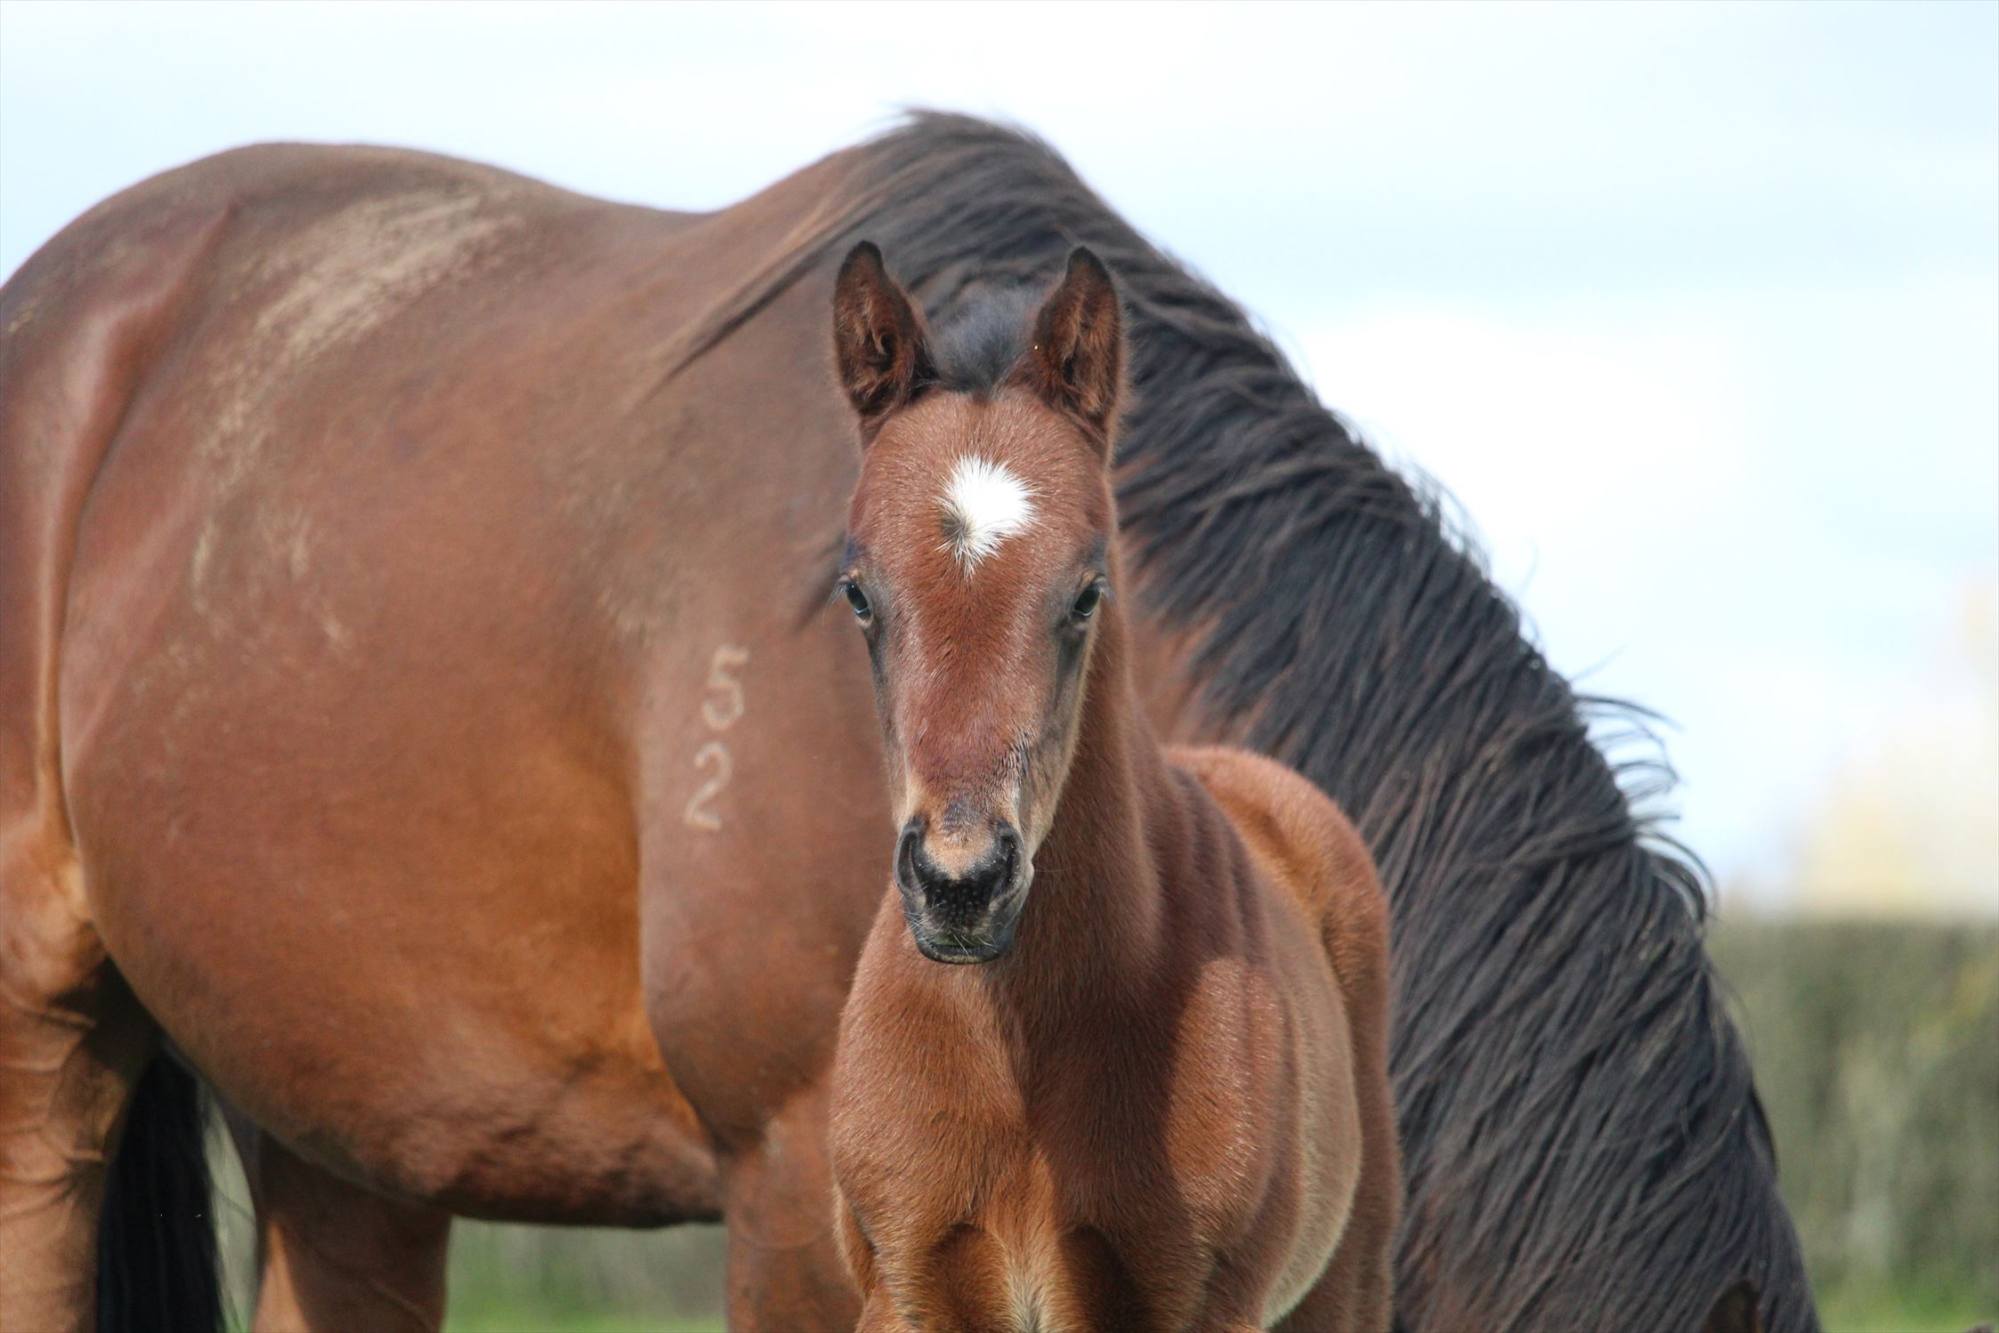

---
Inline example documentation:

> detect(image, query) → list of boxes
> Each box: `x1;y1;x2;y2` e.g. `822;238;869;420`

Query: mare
0;115;1812;1332
823;243;1397;1332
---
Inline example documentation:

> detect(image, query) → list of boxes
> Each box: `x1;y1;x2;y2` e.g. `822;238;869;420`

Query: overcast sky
4;1;1994;910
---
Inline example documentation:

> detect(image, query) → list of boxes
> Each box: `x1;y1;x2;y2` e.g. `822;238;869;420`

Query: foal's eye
1070;581;1105;624
841;580;873;623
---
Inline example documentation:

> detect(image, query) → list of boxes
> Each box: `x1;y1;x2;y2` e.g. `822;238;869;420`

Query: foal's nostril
992;824;1021;875
894;818;925;898
898;819;1020;928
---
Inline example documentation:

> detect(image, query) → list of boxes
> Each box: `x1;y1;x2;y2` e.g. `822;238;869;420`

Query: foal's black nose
895;817;1021;928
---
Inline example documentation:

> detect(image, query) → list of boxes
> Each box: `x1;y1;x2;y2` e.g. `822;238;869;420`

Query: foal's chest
849;1112;1270;1332
833;911;1349;1330
867;1157;1180;1332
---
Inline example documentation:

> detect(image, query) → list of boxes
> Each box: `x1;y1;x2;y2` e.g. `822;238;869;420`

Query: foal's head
831;242;1125;964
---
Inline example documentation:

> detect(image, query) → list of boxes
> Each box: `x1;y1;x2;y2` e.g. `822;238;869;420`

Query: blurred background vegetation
1709;919;1996;1333
209;915;1998;1332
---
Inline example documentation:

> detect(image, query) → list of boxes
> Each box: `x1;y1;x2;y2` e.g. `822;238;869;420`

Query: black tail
96;1057;223;1333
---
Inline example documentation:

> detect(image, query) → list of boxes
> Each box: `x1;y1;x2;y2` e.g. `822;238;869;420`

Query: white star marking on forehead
939;454;1036;572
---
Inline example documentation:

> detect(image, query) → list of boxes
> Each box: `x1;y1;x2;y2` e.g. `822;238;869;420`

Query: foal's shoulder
1165;745;1383;936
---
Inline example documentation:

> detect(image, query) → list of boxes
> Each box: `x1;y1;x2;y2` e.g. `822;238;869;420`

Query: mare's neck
985;605;1175;1018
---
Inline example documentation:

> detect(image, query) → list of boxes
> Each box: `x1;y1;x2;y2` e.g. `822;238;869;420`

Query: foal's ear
1013;247;1124;450
833;241;935;442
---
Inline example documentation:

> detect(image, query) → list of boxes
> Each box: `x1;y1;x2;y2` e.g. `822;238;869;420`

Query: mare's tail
96;1057;223;1333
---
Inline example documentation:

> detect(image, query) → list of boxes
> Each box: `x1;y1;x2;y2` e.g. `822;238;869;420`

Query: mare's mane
671;113;1814;1332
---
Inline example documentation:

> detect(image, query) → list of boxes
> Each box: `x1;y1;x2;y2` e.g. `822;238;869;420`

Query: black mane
679;112;1816;1332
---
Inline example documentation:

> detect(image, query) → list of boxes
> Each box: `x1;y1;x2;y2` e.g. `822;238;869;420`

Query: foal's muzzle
894;816;1026;964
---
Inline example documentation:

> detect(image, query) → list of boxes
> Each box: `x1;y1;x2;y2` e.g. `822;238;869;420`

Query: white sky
3;1;1995;909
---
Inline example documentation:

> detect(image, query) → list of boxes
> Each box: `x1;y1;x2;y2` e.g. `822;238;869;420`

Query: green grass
1818;1281;1993;1333
444;1305;724;1333
433;1284;1994;1333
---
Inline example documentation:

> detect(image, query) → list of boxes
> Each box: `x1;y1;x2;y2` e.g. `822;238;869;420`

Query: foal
825;243;1399;1333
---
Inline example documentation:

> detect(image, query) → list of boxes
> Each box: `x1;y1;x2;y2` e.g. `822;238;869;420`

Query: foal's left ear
1014;247;1124;451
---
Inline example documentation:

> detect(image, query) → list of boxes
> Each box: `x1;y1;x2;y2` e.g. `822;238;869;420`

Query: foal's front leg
854;1289;912;1333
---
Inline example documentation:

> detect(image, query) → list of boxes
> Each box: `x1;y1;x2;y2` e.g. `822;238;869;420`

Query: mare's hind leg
720;1079;859;1331
229;1120;453;1332
0;850;156;1333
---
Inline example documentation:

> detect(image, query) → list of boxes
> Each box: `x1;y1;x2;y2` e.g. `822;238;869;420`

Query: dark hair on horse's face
668;113;1818;1333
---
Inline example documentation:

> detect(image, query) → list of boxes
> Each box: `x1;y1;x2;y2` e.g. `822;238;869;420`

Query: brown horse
0;115;1814;1332
823;244;1397;1332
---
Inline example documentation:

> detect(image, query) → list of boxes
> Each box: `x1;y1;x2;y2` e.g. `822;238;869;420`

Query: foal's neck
988;603;1175;1016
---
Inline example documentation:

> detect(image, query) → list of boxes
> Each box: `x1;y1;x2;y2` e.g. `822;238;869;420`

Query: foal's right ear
832;241;935;442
